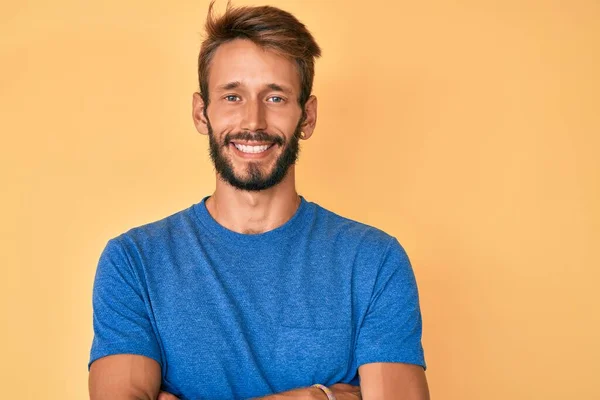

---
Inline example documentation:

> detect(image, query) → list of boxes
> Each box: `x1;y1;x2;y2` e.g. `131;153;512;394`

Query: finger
330;383;361;392
157;391;180;400
330;384;363;400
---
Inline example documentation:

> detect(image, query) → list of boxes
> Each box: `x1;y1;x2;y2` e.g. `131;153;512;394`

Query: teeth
234;143;271;154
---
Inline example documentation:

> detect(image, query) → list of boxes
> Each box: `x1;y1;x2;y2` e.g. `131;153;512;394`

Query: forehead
208;39;300;93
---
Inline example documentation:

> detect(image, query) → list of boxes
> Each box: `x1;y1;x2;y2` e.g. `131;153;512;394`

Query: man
88;2;429;399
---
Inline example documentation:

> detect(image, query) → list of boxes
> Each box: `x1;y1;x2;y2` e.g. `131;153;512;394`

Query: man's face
198;39;307;191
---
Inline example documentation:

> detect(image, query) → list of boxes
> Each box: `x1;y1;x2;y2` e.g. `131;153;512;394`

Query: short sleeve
355;238;426;370
88;237;162;370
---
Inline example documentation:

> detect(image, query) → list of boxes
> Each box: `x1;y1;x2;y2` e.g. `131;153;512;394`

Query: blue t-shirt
89;196;426;399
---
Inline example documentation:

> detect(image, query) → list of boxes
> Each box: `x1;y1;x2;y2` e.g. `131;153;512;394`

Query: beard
206;115;303;192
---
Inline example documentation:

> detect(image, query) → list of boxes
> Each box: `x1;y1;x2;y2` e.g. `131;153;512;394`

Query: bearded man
88;3;429;399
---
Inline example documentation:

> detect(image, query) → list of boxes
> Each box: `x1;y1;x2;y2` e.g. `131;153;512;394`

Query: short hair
198;1;322;107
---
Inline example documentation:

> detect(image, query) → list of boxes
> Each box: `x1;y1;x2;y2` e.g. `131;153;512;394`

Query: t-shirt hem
357;356;427;371
88;348;162;371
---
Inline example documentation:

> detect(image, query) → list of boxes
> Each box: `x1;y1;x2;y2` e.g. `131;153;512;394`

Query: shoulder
106;203;199;254
97;203;202;280
310;200;400;255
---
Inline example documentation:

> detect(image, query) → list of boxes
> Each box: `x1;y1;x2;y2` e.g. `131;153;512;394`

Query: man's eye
224;95;240;102
268;96;284;103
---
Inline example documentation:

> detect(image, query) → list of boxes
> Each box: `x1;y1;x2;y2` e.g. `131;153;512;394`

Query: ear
300;95;317;140
192;92;209;135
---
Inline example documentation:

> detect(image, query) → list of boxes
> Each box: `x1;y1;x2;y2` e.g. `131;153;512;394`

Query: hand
157;391;180;400
258;384;361;399
157;384;361;400
329;383;362;399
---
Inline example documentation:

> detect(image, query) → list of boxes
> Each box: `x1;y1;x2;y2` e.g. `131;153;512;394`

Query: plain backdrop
1;0;599;398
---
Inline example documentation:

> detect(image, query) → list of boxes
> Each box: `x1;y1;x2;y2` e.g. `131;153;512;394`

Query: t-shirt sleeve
88;237;162;370
355;237;426;370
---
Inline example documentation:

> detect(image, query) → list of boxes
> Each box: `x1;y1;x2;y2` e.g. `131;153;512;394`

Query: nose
240;98;267;132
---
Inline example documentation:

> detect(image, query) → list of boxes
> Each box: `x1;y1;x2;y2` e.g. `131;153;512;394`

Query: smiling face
192;39;317;191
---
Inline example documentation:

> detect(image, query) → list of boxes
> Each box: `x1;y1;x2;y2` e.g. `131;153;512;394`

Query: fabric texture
89;196;426;399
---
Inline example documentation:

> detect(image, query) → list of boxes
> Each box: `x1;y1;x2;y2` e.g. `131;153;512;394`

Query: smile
232;143;274;154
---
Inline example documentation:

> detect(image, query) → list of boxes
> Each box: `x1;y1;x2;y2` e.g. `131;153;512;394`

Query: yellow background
1;0;599;398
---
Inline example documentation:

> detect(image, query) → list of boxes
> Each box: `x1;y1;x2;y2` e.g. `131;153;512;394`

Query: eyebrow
266;83;292;94
218;81;242;91
216;81;293;94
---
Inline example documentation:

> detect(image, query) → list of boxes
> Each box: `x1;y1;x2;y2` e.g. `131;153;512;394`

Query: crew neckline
192;195;311;244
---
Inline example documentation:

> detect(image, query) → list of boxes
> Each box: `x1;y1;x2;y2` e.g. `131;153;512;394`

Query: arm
359;362;429;400
354;238;428;399
255;383;361;399
158;384;360;400
89;354;161;400
89;238;164;399
254;361;430;400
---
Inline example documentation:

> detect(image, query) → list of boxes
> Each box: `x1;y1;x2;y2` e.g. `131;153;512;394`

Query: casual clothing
89;196;426;399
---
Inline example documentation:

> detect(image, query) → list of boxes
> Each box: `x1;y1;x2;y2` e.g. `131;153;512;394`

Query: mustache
223;131;285;147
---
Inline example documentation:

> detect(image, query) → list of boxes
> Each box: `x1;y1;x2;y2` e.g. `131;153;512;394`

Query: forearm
255;385;326;399
255;383;360;400
158;383;360;400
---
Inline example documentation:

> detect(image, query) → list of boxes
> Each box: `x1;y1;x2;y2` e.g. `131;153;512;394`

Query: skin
192;39;317;235
89;39;430;400
89;354;161;400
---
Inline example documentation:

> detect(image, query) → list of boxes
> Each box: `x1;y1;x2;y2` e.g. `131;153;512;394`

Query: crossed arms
89;354;430;400
90;235;429;399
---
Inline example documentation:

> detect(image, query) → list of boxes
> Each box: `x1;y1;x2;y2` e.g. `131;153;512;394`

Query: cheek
267;109;303;132
207;107;240;133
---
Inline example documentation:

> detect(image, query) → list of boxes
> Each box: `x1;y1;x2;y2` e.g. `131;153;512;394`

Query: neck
205;166;301;234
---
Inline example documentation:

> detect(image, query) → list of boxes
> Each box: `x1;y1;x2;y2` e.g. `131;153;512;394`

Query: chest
145;251;355;399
